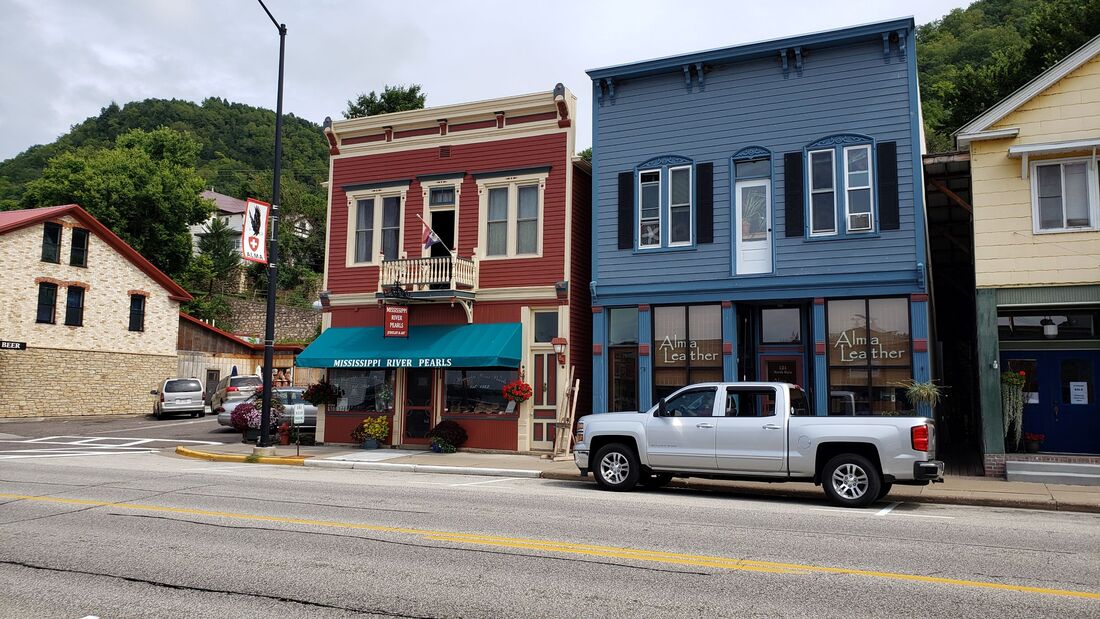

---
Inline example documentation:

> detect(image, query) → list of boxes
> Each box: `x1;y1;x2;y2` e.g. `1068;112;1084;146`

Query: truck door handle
762;424;781;430
696;422;715;429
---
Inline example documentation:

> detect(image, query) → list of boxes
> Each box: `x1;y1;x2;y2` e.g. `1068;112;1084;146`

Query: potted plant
351;416;389;449
427;419;468;453
502;379;534;405
303;379;344;407
899;379;944;414
1001;370;1026;452
229;392;285;442
1023;432;1045;453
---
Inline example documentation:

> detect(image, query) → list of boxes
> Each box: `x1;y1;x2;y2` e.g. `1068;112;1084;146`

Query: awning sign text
333;358;453;368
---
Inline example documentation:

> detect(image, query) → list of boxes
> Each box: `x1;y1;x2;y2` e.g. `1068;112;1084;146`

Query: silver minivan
152;378;205;419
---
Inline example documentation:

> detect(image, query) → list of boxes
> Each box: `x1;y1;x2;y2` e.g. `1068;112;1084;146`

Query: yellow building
956;34;1100;474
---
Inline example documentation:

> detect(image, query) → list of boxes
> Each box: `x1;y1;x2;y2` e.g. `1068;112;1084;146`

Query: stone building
0;204;192;417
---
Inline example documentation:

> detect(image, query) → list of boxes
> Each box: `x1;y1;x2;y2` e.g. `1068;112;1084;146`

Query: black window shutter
696;162;714;244
878;141;899;230
618;171;634;249
783;152;804;237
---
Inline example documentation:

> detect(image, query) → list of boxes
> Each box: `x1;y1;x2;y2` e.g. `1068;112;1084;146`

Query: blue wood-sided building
588;19;932;418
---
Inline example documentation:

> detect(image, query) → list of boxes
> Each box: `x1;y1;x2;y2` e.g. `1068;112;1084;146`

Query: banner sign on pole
242;198;271;264
384;306;409;338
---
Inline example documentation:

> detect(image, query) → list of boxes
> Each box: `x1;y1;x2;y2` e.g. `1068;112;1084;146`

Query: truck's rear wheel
822;454;881;508
593;443;640;491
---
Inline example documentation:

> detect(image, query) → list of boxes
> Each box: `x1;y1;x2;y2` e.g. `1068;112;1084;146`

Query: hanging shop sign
241;198;270;264
384;306;409;338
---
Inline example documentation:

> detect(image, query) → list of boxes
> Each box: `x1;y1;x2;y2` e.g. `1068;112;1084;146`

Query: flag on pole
419;215;443;250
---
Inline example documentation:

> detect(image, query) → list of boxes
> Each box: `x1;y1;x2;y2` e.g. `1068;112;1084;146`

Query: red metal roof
0;204;193;302
200;190;247;215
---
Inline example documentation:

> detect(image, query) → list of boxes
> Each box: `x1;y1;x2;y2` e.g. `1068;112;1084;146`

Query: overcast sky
0;0;971;161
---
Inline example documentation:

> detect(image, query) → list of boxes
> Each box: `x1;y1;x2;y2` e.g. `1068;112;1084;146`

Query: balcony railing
378;255;478;293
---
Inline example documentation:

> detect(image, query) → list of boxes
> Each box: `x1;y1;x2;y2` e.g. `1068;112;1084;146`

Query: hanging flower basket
502;379;533;403
303;379;344;406
1001;370;1026;451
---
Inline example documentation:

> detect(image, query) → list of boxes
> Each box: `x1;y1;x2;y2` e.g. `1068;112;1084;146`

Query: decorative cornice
341;179;413;193
639;155;692;168
732;146;771;160
806;134;872;149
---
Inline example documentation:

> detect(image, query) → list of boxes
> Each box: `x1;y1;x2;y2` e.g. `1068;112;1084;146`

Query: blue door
1001;350;1100;454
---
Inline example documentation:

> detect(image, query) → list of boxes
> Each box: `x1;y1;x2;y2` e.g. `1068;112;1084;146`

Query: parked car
574;382;943;508
151;378;205;419
216;387;316;428
210;375;263;412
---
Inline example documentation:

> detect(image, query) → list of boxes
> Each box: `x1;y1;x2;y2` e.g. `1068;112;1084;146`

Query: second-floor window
805;136;877;237
639;170;661;248
41;222;61;263
65;286;85;327
1032;158;1098;233
635;159;695;250
808;149;837;235
36;282;57;324
70;228;89;267
129;294;146;332
351;195;403;264
477;171;546;259
844;145;874;231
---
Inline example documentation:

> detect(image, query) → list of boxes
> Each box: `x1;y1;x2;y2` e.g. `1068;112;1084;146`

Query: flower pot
361;438;380;450
1025;440;1041;453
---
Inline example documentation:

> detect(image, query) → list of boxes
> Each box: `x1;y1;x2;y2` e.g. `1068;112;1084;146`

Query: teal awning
296;323;522;369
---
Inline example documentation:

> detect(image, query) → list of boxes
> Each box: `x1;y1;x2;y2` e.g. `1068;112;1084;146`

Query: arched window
804;134;875;236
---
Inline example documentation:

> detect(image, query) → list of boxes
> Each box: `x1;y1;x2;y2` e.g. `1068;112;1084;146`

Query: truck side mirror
656;398;668;417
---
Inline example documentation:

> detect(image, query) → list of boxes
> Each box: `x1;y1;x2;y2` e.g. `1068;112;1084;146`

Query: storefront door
404;368;434;444
531;352;557;450
1002;351;1100;454
759;356;804;388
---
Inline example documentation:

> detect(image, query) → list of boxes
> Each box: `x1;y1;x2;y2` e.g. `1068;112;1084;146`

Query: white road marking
875;502;900;516
810;507;954;520
0;436;222;460
0;450;156;460
92;418;218;433
0;436;221;446
449;477;524;487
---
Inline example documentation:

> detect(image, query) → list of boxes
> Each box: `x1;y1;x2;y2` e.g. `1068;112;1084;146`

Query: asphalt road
1;449;1098;618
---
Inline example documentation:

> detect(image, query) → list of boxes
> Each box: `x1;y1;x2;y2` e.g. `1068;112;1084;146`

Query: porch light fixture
551;337;568;366
555;280;568;301
1040;317;1058;339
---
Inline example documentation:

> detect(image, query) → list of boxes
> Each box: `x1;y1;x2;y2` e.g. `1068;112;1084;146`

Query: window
638;170;661;248
827;298;911;416
808;150;836;235
1032;158;1098;232
669;166;692;245
429;187;455;207
445;369;518;414
41;222;61;263
65;286;85;327
761;308;801;344
608;307;639;412
129;294;146;332
662;387;716;417
724;387;776;417
998;311;1097;340
36;282;57;324
165;379;202;393
653;305;723;401
348;190;405;265
534;311;557;343
328;369;396;412
70;228;89;267
789;387;812;416
477;172;545;259
844;145;873;231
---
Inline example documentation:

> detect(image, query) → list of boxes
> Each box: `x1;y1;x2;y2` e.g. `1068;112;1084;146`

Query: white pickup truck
574;382;943;507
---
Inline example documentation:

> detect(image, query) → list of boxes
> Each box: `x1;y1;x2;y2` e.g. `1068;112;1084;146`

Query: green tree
197;216;239;291
343;84;426;119
577;147;592;162
21;127;211;278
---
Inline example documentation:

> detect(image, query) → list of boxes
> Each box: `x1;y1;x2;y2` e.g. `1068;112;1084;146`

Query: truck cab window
724;388;777;417
664;388;716;417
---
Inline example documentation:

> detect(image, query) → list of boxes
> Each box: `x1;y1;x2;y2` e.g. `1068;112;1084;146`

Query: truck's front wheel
822;454;882;508
593;443;640;491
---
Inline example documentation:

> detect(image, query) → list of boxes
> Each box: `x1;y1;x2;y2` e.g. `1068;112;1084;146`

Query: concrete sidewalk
172;443;1100;513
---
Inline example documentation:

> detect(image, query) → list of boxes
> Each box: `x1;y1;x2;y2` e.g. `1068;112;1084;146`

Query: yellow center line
2;492;1097;601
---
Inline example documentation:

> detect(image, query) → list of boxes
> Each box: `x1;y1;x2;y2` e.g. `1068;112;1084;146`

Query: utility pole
256;0;285;452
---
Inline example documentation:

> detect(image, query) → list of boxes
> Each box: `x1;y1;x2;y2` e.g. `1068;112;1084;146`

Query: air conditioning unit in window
849;213;871;231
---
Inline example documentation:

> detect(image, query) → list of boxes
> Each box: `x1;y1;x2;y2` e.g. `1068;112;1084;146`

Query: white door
735;179;771;275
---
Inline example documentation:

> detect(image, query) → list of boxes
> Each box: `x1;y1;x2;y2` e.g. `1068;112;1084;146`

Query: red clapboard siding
329;301;528;329
569;163;593;418
328;132;570;296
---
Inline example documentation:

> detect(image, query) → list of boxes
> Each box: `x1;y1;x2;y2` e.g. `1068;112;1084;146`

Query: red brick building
299;85;591;451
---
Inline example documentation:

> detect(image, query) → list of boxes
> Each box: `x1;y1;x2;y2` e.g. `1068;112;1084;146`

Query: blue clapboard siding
591;25;923;298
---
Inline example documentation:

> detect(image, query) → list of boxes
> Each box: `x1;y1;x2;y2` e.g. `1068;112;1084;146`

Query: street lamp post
256;0;286;450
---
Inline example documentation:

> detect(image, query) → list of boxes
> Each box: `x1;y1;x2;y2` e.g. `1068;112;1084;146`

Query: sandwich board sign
242;198;270;264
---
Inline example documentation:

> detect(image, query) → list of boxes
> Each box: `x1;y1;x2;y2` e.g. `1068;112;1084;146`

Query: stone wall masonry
0;347;175;417
224;296;320;341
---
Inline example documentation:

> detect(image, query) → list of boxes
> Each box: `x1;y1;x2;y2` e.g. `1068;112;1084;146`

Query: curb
303;460;542;478
174;446;306;466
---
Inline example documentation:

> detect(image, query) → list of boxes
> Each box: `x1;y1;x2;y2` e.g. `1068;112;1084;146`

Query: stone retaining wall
224;296;320;341
0;347;175;417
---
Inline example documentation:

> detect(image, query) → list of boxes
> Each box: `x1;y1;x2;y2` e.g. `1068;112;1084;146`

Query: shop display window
653;304;723;401
329;369;396;412
826;297;912;415
608;307;639;412
445;369;518;415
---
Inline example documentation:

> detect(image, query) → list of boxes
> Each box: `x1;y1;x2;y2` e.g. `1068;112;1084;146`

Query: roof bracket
897;29;907;56
794;46;803;71
694;62;705;88
682;65;692;89
604;78;615;99
882;33;891;57
779;48;789;73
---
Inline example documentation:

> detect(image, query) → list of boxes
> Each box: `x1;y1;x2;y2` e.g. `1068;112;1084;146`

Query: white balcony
378;255;478;294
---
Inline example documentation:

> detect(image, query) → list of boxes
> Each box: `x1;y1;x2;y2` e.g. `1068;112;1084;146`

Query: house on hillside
954;34;1100;477
298;85;591;451
587;19;932;431
0;204;191;417
191;189;247;256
